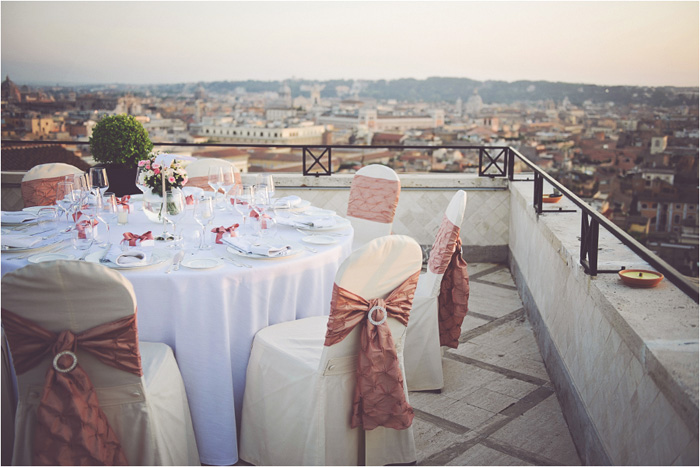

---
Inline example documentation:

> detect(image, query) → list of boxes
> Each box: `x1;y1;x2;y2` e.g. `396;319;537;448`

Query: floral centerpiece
138;154;189;193
138;154;189;224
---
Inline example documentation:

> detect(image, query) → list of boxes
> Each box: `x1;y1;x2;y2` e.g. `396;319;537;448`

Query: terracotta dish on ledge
618;269;664;288
542;194;563;203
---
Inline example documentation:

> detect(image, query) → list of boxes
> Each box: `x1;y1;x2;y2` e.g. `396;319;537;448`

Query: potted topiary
89;114;154;196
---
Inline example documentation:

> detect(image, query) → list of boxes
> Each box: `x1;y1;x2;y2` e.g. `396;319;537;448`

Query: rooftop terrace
1;144;697;465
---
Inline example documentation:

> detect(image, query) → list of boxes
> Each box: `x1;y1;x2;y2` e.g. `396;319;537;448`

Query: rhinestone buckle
367;305;387;326
52;350;78;373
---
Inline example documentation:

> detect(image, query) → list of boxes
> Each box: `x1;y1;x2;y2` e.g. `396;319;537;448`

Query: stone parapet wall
508;180;698;465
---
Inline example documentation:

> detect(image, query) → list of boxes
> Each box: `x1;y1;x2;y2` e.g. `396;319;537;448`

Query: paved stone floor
411;263;581;466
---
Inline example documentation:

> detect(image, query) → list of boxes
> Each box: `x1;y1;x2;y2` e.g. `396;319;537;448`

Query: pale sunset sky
1;1;698;87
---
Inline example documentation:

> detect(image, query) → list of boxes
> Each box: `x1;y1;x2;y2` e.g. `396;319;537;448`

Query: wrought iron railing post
580;212;599;275
507;148;515;181
533;172;544;214
302;146;332;176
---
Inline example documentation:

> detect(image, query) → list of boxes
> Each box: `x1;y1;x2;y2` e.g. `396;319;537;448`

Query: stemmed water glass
193;195;215;250
208;167;224;208
97;192;119;245
220;167;236;208
55;181;75;223
135;165;149;194
89;167;109;205
259;174;275;203
164;190;187;246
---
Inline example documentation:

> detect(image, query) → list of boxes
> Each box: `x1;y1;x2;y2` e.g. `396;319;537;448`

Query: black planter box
94;165;139;197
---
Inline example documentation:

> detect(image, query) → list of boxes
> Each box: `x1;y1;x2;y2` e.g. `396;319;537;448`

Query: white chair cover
405;190;468;391
239;235;422;466
1;261;200;466
20;163;85;207
346;164;401;250
185;158;241;190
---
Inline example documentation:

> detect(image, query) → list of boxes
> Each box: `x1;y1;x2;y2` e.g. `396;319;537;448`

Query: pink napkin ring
121;231;154;247
212;224;240;244
75;219;98;239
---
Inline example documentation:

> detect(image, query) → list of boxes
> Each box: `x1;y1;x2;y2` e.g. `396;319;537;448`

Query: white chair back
21;162;84;182
1;260;200;465
420;190;468;297
346;164;401;249
320;235;421;465
185;158;241;190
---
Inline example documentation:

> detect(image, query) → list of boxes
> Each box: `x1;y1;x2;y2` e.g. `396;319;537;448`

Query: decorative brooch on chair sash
1;309;142;466
324;271;420;430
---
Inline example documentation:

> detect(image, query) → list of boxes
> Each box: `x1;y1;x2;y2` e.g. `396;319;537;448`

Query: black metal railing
3;139;697;302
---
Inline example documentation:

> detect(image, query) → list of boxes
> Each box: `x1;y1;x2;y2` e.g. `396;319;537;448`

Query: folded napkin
106;249;150;266
276;215;337;229
2;211;37;224
274;195;302;208
1;234;42;249
223;237;292;257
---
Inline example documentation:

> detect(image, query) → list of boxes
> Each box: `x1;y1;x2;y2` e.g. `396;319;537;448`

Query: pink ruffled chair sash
324;270;420;431
346;174;400;224
427;216;470;348
21;175;66;208
1;309;143;466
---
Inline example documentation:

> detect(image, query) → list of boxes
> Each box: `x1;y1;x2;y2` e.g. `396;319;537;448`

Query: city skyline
1;1;698;88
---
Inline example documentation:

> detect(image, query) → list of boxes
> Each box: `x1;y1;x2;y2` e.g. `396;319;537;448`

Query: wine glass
55;181;75;222
193;195;215;250
208;167;224;208
89;167;109;205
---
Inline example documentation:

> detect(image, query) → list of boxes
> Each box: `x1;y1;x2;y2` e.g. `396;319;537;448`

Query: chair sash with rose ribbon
427;216;470;348
212;224;239;244
346;175;400;224
324;270;420;431
1;309;143;466
21;175;67;208
187;173;242;192
121;231;154;247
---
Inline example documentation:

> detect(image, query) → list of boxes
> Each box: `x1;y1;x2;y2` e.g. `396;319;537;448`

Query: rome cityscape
2;75;698;277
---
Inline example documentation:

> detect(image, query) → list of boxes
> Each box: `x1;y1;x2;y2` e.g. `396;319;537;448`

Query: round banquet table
1;198;354;465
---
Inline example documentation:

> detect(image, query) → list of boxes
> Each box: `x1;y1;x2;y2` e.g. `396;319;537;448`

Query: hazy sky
1;1;698;87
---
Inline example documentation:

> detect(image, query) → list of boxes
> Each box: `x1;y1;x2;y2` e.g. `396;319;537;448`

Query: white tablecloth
1;200;353;465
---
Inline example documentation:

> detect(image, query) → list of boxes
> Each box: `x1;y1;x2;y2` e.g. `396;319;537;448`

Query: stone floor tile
488;394;581;465
413;417;466;464
461;313;491;334
468;281;524;318
446;443;535;466
457;387;520;413
429;398;501;430
483;376;539;399
477;268;517;287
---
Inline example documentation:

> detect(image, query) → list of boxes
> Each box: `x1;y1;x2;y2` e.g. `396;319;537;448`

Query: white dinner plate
1;238;64;253
181;258;223;270
273;199;311;211
85;250;168;270
296;216;351;232
27;252;75;263
303;206;336;217
226;246;303;260
302;235;337;245
21;206;47;214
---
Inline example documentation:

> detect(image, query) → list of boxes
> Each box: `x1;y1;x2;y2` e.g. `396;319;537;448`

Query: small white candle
118;210;129;225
